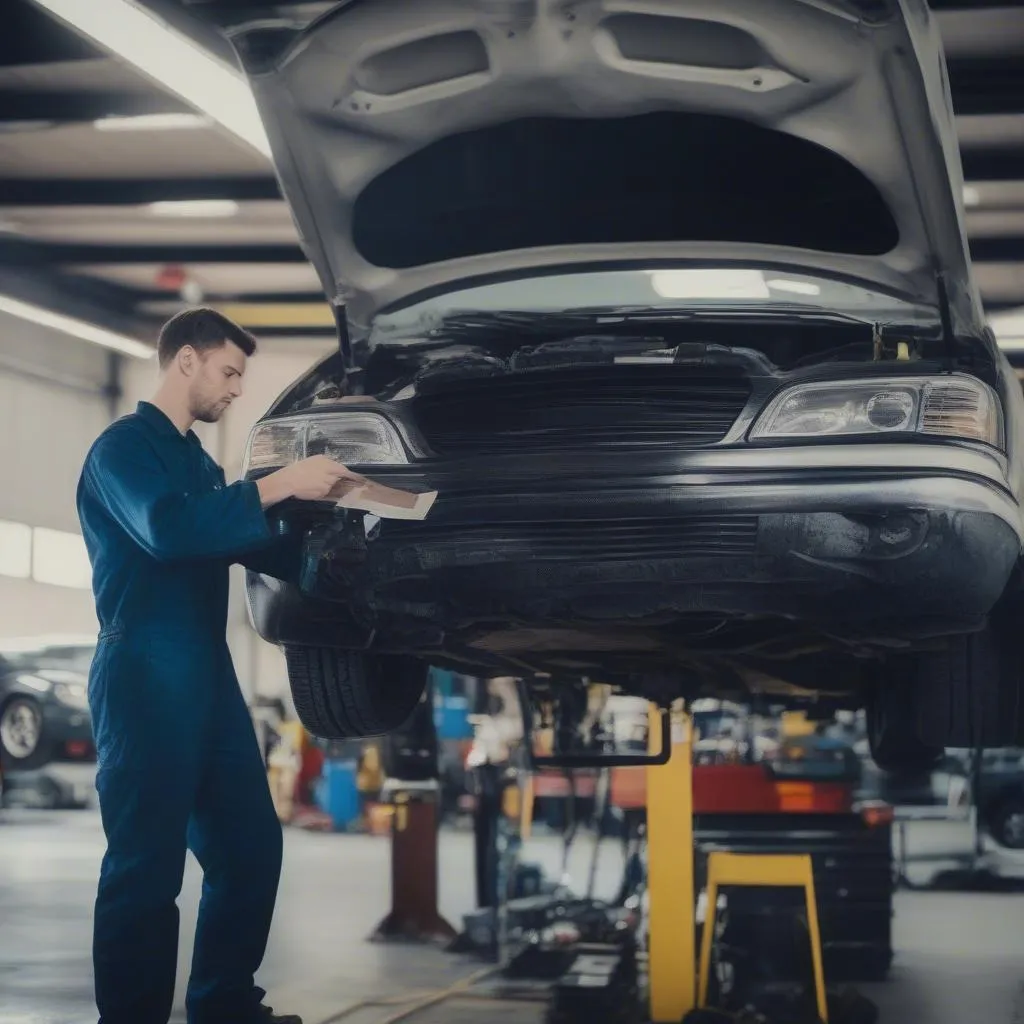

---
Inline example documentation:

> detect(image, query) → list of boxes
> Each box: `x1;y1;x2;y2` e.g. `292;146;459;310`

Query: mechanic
76;308;351;1024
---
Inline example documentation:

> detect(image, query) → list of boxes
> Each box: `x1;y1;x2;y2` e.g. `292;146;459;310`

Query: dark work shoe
256;1006;302;1024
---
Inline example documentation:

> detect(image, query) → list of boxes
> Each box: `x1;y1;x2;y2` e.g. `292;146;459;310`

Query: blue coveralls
76;401;302;1024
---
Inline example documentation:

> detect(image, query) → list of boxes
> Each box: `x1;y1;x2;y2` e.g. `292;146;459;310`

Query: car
208;0;1024;767
970;749;1024;850
857;745;1024;849
0;636;95;772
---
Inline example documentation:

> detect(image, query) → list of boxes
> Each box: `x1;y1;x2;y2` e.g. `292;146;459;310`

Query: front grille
412;367;751;456
380;515;759;561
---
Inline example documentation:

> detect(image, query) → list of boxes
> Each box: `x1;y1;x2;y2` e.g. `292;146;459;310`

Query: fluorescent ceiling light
0;295;154;360
149;199;240;218
94;112;213;132
963;185;982;208
30;0;271;159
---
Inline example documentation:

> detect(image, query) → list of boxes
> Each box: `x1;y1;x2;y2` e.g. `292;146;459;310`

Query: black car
0;637;95;772
190;0;1024;765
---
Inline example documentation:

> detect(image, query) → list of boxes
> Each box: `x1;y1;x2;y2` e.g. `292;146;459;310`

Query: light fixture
0;295;154;360
963;185;982;208
29;0;272;159
94;112;213;132
148;199;240;218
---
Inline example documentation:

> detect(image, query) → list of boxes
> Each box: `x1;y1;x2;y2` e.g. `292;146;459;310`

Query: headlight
243;412;408;474
53;682;89;710
749;375;1003;448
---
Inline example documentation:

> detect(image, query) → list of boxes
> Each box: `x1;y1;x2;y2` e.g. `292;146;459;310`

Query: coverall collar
137;401;201;445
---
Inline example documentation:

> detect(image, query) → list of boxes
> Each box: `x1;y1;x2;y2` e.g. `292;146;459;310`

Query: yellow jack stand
645;708;829;1023
698;853;829;1024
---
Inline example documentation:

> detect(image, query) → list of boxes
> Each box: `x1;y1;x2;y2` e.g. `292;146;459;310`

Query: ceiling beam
3;156;1022;209
0;177;281;206
0;89;191;126
1;0;104;67
0;264;158;342
0;238;307;265
960;149;1024;182
947;56;1024;117
928;0;1024;8
136;289;324;304
0;234;1021;267
246;325;337;339
971;237;1024;261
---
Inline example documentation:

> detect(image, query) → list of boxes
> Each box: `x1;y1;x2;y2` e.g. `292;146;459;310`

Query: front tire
284;646;428;739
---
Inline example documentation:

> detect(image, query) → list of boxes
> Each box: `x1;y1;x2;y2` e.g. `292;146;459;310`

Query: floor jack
543;706;879;1024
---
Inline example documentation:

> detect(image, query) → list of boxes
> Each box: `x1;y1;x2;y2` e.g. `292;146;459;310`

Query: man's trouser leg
185;678;284;1024
90;640;204;1024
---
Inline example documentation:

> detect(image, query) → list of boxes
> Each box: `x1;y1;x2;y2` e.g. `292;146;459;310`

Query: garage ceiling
1;0;1023;349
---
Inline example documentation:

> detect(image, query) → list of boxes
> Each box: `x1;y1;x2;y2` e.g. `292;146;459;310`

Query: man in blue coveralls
77;308;351;1024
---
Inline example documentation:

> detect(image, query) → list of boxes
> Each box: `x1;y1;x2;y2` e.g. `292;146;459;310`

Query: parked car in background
953;748;1024;851
0;636;95;771
858;744;1024;850
197;0;1024;765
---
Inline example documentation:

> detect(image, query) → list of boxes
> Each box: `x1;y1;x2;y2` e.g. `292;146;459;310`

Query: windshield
373;268;938;338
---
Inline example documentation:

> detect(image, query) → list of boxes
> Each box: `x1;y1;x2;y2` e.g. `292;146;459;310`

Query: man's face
187;341;247;423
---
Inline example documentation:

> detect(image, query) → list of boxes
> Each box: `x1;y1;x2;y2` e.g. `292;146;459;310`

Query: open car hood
228;0;984;341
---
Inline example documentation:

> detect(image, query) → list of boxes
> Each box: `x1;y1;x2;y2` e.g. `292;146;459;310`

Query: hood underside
231;0;984;339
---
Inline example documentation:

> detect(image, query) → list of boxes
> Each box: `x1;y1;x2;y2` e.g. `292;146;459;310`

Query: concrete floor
2;806;1024;1024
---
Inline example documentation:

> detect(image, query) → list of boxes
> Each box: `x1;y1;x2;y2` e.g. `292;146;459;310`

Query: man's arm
85;428;273;562
235;530;305;584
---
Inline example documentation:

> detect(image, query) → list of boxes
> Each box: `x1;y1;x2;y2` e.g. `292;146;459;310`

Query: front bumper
248;442;1023;646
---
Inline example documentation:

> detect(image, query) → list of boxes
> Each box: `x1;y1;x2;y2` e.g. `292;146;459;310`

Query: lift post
646;706;696;1022
369;778;457;945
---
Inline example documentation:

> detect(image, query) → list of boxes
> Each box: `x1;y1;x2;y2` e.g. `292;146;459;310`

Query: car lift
643;707;831;1024
371;694;872;1024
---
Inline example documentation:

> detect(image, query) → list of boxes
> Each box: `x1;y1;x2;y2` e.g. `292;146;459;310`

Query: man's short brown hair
157;307;258;369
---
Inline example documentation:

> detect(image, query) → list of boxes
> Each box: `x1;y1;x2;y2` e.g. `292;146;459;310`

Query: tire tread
285;646;426;739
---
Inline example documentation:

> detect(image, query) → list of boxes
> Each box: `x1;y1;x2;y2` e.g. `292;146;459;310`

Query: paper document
330;476;437;521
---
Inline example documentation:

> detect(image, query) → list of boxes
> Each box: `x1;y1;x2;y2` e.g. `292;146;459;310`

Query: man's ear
177;345;197;376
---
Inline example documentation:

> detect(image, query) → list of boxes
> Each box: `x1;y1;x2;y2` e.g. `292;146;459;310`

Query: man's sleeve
84;427;272;562
235;531;305;585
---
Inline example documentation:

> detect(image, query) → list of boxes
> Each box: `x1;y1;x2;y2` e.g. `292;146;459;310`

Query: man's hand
256;456;355;508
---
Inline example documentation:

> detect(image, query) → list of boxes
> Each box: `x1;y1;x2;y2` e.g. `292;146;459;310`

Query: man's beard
192;398;226;424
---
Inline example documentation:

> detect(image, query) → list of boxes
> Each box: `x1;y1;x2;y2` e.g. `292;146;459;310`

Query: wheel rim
0;700;41;760
1002;810;1024;848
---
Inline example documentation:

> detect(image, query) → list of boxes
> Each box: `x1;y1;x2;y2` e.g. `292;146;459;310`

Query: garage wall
0;311;115;638
118;337;334;703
